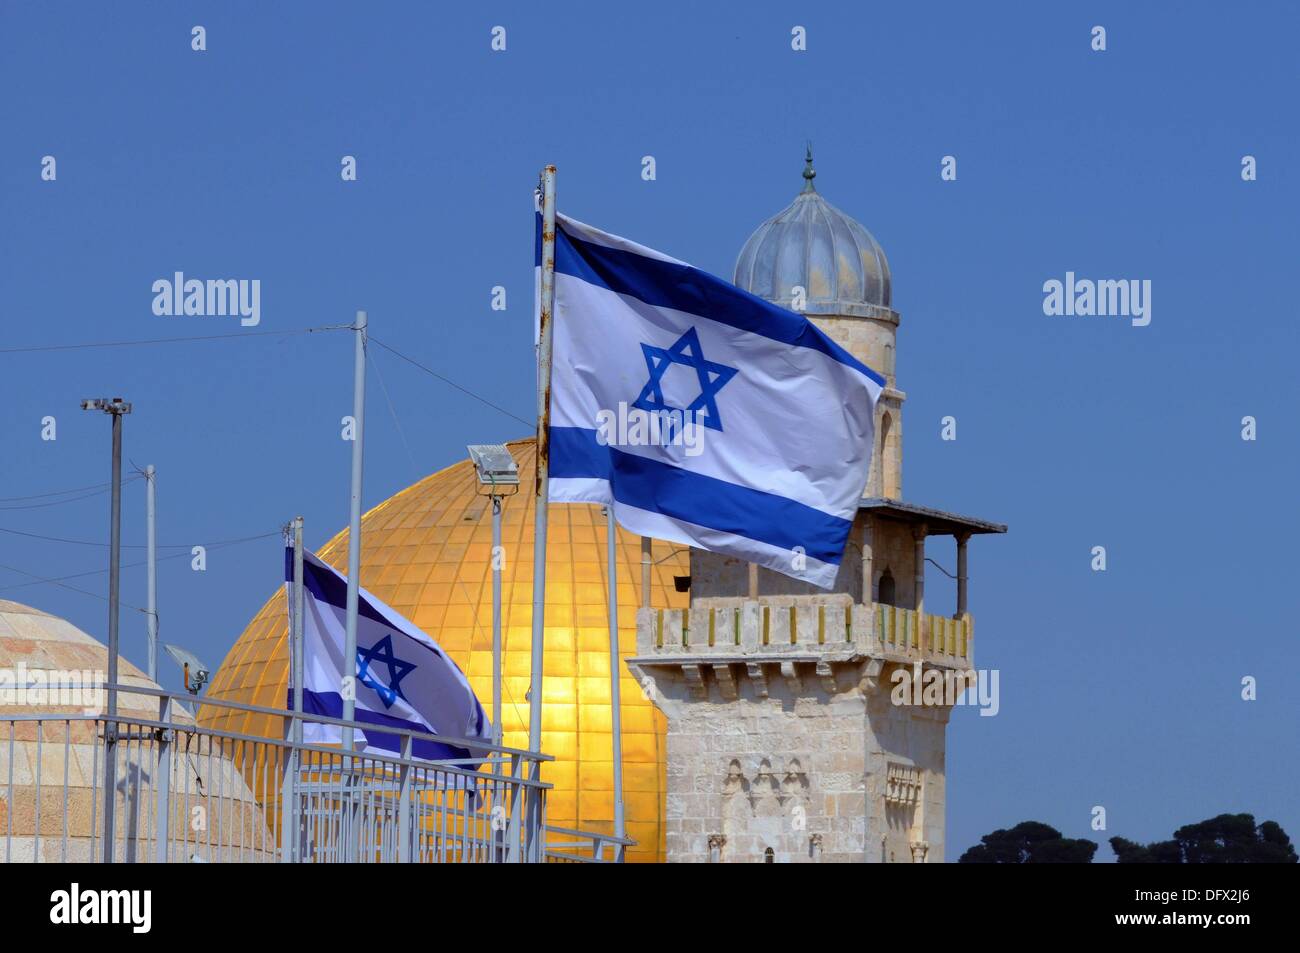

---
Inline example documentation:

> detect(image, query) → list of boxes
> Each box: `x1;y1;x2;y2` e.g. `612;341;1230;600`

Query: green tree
1110;813;1297;863
959;821;1097;863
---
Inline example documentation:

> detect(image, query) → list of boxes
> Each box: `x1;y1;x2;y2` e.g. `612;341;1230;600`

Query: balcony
635;600;973;670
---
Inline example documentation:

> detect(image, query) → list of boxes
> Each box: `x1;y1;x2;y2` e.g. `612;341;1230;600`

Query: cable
925;557;957;579
0;525;277;550
654;547;687;565
0;475;144;511
368;336;532;428
0;479;119;502
368;350;421;477
354;364;529;734
0;530;281;593
0;324;350;355
0;562;148;612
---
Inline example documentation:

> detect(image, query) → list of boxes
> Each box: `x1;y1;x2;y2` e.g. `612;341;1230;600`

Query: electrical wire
367;349;421;476
366;361;529;733
0;562;149;612
925;556;957;579
0;525;278;550
368;335;532;429
0;530;281;593
0;479;121;502
0;324;351;355
0;474;143;510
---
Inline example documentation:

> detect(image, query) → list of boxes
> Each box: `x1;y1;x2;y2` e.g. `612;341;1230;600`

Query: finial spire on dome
802;143;816;193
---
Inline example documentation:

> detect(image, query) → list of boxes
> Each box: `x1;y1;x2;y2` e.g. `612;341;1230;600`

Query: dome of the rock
202;437;690;862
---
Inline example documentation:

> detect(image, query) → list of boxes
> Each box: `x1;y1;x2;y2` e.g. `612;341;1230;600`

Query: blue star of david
355;635;416;709
633;327;738;432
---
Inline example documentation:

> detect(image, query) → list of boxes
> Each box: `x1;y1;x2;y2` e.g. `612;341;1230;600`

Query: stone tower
630;153;1006;862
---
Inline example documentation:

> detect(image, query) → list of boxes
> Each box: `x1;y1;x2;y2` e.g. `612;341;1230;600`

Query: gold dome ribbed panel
201;437;689;862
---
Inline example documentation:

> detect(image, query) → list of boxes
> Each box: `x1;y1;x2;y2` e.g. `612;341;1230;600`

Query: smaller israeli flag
286;548;490;763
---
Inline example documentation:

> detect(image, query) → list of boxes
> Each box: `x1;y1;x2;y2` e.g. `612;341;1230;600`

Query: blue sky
2;2;1296;860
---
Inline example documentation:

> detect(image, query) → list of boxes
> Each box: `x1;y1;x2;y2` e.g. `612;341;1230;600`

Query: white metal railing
1;683;625;863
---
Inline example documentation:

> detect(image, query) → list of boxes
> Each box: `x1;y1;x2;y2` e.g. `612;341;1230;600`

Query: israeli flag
539;212;883;589
286;548;491;763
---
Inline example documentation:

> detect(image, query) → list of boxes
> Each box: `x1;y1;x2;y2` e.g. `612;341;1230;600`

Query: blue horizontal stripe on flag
550;219;886;388
292;688;475;762
549;425;851;565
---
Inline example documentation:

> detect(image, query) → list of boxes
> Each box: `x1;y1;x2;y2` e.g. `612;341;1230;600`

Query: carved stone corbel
859;657;885;693
682;663;707;699
712;663;738;701
746;661;768;698
780;660;802;694
815;659;837;694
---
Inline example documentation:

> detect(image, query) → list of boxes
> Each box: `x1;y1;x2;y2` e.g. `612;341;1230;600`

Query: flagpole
343;309;367;754
290;515;304;862
491;493;503;766
292;516;305;727
605;507;626;859
529;169;556;756
527;166;557;863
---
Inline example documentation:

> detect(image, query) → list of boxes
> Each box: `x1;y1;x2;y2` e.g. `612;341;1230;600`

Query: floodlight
163;643;211;695
467;444;520;496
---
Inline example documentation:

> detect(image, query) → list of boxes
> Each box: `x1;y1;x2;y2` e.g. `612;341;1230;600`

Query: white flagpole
280;515;306;863
605;506;626;859
292;516;305;728
491;494;503;764
343;310;367;752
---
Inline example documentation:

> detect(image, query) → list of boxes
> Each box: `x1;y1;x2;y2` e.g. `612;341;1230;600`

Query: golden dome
202;437;689;861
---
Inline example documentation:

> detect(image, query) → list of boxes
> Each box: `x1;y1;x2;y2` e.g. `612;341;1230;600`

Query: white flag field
538;212;884;588
286;548;492;763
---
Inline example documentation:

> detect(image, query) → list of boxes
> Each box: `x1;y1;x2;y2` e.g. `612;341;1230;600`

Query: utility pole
81;396;132;864
343;310;367;752
467;444;520;769
145;465;157;682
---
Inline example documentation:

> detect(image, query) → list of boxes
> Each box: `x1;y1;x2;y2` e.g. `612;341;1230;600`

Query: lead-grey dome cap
734;150;892;314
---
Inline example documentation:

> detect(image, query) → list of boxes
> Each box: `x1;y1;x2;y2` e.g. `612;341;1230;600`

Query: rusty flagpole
530;166;556;756
524;165;557;862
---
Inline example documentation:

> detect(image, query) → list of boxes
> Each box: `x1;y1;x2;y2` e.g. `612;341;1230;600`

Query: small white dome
734;150;891;312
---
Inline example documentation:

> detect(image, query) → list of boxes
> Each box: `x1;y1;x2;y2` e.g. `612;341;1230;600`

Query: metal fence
2;683;630;863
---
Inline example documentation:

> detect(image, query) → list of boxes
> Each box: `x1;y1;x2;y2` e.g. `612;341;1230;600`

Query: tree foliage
958;821;1097;863
1110;813;1297;864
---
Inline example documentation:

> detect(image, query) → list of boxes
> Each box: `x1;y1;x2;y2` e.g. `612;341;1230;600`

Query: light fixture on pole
81;396;131;863
467;443;519;763
144;464;158;682
163;643;211;696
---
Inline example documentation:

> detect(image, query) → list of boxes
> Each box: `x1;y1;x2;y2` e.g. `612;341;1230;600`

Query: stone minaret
630;153;1006;863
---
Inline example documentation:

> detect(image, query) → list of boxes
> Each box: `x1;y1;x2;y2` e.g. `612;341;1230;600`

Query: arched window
764;847;775;864
877;411;892;497
878;569;896;607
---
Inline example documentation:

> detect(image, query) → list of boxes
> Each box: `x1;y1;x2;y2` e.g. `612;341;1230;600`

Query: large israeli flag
539;212;883;589
286;548;491;763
